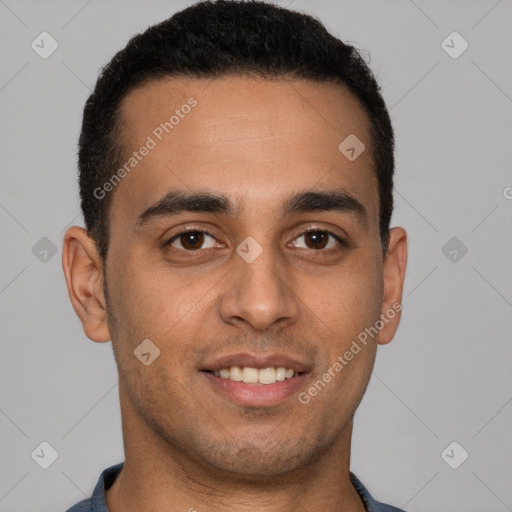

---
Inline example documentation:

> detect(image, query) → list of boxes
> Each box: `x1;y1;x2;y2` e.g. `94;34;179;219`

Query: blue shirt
65;462;406;512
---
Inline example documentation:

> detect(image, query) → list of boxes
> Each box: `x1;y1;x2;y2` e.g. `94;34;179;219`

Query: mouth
203;366;303;385
200;353;311;407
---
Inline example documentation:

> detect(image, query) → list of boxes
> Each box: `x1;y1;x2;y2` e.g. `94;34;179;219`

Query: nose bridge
219;235;300;331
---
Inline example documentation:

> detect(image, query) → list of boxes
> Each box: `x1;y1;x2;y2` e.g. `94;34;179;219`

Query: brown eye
291;230;345;251
167;231;218;251
304;231;328;249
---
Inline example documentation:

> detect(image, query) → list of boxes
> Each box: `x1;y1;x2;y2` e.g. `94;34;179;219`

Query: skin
62;75;407;512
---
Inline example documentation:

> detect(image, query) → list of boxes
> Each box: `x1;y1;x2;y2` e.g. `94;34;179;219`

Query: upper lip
201;352;311;373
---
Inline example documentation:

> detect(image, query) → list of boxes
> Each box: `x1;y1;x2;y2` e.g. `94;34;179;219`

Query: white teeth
258;367;276;384
230;365;243;381
242;367;259;383
213;366;300;384
275;367;286;381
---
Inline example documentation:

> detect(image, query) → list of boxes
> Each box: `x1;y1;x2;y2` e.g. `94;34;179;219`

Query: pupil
181;231;203;250
306;231;327;249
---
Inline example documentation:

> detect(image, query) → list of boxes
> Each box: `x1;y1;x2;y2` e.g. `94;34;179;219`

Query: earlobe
378;227;407;345
62;226;111;343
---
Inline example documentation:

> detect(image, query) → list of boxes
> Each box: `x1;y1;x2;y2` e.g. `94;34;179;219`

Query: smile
206;366;301;385
200;352;312;406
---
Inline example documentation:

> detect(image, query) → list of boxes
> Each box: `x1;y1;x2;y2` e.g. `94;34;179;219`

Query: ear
378;227;407;345
62;226;111;343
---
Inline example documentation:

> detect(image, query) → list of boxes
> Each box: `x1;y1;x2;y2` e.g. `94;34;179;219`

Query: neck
106;389;366;512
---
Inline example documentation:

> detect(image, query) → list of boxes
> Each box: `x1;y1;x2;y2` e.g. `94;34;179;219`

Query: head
63;0;406;480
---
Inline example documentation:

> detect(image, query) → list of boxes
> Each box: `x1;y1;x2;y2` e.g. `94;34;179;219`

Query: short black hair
78;0;394;261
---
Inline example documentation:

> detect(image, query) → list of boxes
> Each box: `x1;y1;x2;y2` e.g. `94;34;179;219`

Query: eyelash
164;227;347;253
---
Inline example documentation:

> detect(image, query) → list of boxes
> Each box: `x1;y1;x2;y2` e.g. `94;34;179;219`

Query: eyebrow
135;188;369;229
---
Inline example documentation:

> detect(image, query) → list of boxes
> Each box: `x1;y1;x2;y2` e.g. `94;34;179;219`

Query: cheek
307;270;380;408
109;260;215;346
305;258;382;338
106;265;207;398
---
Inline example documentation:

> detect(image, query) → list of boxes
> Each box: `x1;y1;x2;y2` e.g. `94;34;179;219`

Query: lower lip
201;371;309;407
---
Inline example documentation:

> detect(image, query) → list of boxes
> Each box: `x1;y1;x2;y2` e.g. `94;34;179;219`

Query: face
63;75;406;478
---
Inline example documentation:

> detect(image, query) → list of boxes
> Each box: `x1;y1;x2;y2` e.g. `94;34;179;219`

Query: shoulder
64;462;124;512
65;499;94;512
350;472;407;512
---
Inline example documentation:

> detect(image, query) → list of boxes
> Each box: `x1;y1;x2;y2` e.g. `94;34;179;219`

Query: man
62;1;407;510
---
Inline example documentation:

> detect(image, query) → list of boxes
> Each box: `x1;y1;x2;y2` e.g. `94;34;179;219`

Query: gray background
1;0;511;510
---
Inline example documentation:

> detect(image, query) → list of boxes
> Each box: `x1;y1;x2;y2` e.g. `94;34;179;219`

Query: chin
193;431;324;479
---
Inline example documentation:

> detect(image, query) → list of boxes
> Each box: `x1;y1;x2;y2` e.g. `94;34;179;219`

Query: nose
218;241;300;332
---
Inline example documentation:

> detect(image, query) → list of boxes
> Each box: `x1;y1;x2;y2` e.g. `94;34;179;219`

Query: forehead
111;75;379;231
